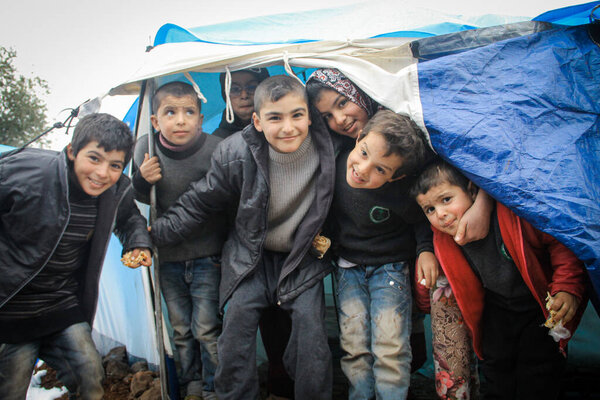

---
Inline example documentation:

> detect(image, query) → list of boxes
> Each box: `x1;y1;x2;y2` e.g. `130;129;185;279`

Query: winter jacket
151;119;336;310
211;110;251;139
415;202;587;358
0;148;152;324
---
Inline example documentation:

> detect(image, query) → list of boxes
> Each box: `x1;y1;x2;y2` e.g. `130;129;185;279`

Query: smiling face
314;88;369;139
346;131;404;189
150;94;203;146
230;71;259;123
68;141;125;196
253;92;311;153
416;181;476;236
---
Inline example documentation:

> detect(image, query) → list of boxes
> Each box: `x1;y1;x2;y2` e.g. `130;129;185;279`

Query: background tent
90;0;599;374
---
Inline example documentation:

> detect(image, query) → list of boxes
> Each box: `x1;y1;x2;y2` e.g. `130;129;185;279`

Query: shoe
184;395;202;400
202;391;219;400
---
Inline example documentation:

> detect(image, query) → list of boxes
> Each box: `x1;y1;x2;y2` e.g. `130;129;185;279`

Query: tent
90;0;599;377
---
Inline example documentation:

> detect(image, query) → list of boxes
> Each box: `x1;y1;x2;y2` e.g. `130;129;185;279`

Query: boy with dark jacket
0;113;153;400
412;159;587;400
151;75;335;400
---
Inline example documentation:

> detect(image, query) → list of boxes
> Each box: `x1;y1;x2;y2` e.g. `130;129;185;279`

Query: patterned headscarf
307;68;380;118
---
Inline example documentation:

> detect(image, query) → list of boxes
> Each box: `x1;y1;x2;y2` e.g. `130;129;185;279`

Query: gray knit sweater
265;133;319;252
132;132;227;262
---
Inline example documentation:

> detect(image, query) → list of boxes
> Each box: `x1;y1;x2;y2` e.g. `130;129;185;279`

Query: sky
0;0;585;149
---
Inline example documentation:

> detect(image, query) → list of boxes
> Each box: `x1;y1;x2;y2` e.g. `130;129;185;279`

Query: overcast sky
0;0;583;149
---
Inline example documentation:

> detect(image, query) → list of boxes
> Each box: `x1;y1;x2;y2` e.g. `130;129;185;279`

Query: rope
183;71;208;104
224;66;235;124
283;52;305;86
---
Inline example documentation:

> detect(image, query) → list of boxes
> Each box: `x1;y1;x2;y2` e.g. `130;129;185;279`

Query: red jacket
415;202;587;359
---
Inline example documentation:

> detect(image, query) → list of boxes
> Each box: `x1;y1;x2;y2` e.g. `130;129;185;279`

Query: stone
130;370;155;397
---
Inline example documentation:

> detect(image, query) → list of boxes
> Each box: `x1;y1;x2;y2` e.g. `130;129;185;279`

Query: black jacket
0;148;152;324
211;110;250;139
151;118;335;310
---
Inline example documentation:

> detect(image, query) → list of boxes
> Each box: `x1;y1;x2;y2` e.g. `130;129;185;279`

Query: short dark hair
219;68;270;100
71;113;134;164
152;81;202;114
254;75;308;115
410;158;471;199
360;110;429;178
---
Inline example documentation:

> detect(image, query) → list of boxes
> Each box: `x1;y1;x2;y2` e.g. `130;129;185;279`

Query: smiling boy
0;113;152;400
150;75;335;400
326;109;435;399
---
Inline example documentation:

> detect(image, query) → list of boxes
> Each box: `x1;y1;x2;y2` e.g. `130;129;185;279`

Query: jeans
0;322;104;400
335;262;413;400
215;251;332;400
161;257;222;396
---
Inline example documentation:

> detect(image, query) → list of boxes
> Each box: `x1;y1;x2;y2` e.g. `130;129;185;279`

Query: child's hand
417;251;439;289
121;248;152;268
140;153;162;184
549;291;580;325
454;189;493;245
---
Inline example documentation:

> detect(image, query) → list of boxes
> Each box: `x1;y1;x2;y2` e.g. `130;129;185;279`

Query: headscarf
307;68;380;118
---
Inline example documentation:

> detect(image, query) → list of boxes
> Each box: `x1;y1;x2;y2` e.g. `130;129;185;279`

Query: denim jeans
161;257;222;396
335;262;413;400
0;321;104;400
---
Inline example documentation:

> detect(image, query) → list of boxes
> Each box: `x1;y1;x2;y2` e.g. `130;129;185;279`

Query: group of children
0;66;588;400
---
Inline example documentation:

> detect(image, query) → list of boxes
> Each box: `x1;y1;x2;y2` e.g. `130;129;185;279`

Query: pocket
382;261;410;292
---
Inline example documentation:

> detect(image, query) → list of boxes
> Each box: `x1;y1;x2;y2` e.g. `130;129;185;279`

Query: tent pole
143;78;170;400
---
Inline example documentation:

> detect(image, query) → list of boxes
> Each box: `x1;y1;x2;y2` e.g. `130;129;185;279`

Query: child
150;75;335;400
214;67;294;398
132;81;227;400
326;109;436;399
0;113;153;400
412;159;588;400
213;68;270;138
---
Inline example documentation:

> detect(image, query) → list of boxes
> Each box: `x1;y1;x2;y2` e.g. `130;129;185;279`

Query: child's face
230;71;259;122
416;181;476;237
252;92;311;153
151;94;203;146
346;131;404;189
67;140;125;197
314;88;369;139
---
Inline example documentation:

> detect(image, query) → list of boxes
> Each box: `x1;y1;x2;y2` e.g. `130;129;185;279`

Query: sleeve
150;143;238;247
543;231;588;300
113;186;153;254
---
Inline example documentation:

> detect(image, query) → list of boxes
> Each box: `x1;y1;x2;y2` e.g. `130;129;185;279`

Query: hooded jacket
415;202;587;358
0;148;152;324
151;117;335;311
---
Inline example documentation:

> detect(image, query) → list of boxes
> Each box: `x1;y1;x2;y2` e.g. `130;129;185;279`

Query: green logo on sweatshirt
369;206;390;223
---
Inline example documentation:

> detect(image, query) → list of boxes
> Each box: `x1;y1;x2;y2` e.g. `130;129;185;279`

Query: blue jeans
161;257;222;396
335;262;413;400
0;321;104;400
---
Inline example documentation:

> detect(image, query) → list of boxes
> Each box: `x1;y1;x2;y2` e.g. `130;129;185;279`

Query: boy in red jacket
411;159;587;400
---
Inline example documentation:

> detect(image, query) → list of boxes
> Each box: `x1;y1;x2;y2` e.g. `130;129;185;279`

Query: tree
0;46;50;147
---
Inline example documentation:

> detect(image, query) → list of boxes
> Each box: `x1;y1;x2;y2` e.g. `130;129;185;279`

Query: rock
131;360;149;373
139;378;162;400
130;370;155;397
105;359;130;380
103;346;128;366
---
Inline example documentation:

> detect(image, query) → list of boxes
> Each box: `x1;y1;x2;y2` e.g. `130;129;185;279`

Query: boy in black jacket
151;75;334;400
0;113;152;400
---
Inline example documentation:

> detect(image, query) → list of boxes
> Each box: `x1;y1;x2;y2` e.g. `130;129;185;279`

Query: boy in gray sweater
132;82;226;400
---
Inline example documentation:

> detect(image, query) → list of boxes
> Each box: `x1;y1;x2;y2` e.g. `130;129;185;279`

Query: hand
140;153;162;184
121;248;152;268
454;189;493;245
550;291;580;325
417;251;439;289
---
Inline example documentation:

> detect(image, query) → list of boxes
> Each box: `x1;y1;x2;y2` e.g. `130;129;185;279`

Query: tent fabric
101;1;600;366
418;24;600;306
